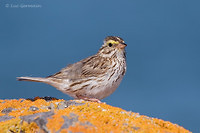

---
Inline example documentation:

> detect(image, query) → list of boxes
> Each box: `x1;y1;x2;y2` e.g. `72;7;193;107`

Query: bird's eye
108;43;112;47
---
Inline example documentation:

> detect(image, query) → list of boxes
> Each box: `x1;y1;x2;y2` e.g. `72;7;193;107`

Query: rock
0;115;15;122
0;98;191;133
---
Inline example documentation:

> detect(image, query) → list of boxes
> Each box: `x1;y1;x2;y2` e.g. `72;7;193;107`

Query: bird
17;36;127;103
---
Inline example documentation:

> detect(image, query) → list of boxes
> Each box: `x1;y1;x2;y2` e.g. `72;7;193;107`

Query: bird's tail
17;76;63;90
17;77;49;83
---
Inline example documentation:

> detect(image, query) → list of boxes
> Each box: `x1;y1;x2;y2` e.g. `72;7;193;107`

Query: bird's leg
76;96;101;103
85;98;102;103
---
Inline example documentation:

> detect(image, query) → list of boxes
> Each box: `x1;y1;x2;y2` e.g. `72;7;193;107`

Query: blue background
0;0;200;132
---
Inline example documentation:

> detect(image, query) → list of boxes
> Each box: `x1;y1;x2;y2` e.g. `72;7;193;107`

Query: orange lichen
0;98;191;133
68;123;96;133
22;121;40;133
0;118;21;132
46;111;65;132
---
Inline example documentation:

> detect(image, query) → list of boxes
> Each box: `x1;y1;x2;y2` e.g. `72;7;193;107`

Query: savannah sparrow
17;36;127;103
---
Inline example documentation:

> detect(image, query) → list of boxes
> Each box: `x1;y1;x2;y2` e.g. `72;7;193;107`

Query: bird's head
98;36;127;58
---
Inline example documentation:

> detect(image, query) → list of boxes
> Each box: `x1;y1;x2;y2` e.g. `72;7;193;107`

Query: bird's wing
48;55;109;80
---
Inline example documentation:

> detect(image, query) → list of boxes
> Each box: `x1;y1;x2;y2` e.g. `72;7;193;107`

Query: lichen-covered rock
0;98;190;133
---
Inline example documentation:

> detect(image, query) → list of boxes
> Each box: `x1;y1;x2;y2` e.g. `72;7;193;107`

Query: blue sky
0;0;200;132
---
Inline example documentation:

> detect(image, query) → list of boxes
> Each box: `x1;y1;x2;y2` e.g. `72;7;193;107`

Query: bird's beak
117;43;127;49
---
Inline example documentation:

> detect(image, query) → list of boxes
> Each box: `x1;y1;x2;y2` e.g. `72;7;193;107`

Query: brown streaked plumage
17;36;127;103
